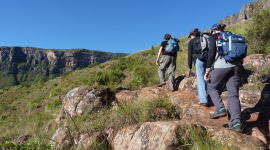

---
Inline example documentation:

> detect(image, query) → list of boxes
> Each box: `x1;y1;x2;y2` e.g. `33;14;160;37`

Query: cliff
218;0;270;25
0;46;127;88
218;3;254;25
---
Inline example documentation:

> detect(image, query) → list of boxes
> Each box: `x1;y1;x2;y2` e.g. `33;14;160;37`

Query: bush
87;62;100;68
246;0;270;54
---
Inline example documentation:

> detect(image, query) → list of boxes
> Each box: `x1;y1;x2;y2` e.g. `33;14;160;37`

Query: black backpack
192;32;210;61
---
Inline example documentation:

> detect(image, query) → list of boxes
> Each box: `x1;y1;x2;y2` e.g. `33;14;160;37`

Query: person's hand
189;69;195;76
156;59;159;66
204;72;210;82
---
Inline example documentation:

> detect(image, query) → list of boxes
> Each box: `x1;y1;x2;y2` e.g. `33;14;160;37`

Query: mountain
0;46;127;89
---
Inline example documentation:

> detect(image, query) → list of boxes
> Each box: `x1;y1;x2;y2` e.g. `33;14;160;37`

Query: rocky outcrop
0;46;127;88
219;0;270;25
218;3;254;25
55;86;114;126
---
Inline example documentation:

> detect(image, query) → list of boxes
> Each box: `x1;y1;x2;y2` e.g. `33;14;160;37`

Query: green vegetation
0;1;269;149
246;0;270;54
177;125;237;150
68;96;178;135
0;141;56;150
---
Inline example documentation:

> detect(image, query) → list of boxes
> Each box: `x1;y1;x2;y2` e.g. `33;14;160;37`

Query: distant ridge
0;46;127;88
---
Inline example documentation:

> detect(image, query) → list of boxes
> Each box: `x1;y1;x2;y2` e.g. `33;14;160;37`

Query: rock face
219;0;270;25
218;3;254;25
0;46;127;88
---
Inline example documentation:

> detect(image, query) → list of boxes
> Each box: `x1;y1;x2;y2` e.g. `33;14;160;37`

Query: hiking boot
157;81;166;87
199;102;208;107
210;107;227;119
229;122;242;133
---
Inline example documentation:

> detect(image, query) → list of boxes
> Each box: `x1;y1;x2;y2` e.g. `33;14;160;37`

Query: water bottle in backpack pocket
218;31;247;61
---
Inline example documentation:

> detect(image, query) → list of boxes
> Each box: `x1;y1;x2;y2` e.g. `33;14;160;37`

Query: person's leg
226;66;241;127
157;55;169;85
195;58;207;103
208;68;231;111
167;56;176;91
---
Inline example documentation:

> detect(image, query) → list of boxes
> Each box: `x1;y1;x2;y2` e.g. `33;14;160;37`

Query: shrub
246;0;270;54
87;62;100;68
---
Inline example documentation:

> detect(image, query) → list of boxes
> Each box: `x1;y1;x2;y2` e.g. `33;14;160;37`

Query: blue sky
1;0;252;54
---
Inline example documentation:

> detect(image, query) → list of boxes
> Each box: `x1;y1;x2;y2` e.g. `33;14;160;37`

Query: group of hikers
156;23;247;132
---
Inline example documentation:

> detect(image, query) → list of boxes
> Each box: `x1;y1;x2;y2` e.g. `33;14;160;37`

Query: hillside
0;0;270;149
0;46;127;89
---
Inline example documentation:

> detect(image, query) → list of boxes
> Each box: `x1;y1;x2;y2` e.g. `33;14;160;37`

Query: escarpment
0;46;127;88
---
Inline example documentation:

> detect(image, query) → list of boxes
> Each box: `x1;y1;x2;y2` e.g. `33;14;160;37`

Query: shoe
157;81;166;87
229;122;242;133
210;107;227;119
199;102;208;106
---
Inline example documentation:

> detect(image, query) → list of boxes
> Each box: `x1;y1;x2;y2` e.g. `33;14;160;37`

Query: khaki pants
157;55;176;90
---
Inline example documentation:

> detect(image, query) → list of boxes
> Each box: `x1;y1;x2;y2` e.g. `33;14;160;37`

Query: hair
191;28;199;36
164;34;171;40
216;24;226;31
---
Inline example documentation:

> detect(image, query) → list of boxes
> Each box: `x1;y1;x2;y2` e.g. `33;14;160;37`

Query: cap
211;24;219;34
188;28;198;38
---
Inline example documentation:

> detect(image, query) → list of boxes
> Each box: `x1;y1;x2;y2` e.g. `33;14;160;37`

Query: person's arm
156;46;163;65
204;35;217;81
188;40;193;71
175;44;179;60
205;35;217;72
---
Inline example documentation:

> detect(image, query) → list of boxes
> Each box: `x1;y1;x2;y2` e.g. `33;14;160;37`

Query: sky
0;0;253;54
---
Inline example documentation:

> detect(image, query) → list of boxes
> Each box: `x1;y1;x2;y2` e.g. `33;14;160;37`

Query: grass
67;96;179;135
176;125;237;150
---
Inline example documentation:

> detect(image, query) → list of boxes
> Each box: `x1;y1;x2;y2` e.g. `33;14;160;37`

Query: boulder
62;86;114;118
109;121;263;150
177;76;196;91
74;131;106;149
112;121;182;150
51;127;71;149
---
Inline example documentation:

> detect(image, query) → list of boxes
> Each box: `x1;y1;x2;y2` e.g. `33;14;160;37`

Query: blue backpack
217;31;247;61
165;37;180;53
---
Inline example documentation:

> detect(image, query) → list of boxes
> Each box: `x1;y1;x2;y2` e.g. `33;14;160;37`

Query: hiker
204;24;242;132
188;28;208;106
156;33;179;91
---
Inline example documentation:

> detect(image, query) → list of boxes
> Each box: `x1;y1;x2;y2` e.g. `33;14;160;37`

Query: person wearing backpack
156;33;179;91
188;28;209;106
204;24;243;132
